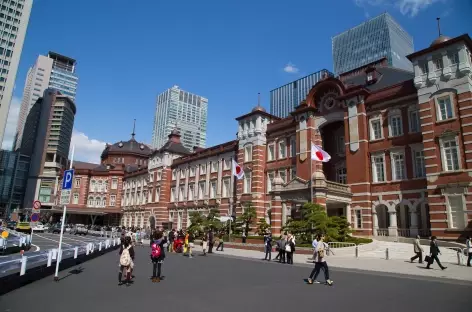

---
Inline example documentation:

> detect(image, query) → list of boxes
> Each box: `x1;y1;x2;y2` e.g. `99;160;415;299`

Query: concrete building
152;85;208;151
270;70;333;118
15;52;78;150
332;12;413;76
21;89;76;210
0;0;33;147
0;149;29;218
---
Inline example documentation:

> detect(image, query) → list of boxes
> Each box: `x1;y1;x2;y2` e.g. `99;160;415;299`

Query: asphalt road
0;247;470;312
29;232;109;251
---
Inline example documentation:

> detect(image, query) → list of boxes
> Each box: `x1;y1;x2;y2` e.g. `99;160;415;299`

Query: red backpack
151;240;162;258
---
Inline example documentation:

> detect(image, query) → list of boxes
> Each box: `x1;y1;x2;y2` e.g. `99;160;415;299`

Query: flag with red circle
232;159;245;180
311;143;331;162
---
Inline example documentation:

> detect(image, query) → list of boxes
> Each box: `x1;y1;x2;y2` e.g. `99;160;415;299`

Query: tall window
409;110;420;133
179;186;185;201
91;180;96;192
157;170;162;180
98;180;103;192
267;143;275;161
200;164;207;175
433;57;443;70
448;196;465;229
172;170;177;180
278;140;286;159
155;187;160;202
267;172;274;192
190;167;196;177
223;159;230;170
111;178;118;189
222;178;230;197
95;197;101;207
337;136;345;154
449;52;459;65
210;181;217;198
279;170;286;183
421;62;429;75
211;161;218;173
180;169;186;178
170;187;176;202
391;152;405;180
188;184;194;201
290;166;297;180
244;144;253;162
389;113;403;137
355;210;362;229
372;154;385;182
243;171;251;193
102;197;106;207
73;193;79;204
88;196;93;206
336;167;347;184
441;138;460;171
198;181;205;199
412;149;425;178
110;195;116;206
290;136;296;157
436;95;454;121
369;117;382;140
74;178;81;188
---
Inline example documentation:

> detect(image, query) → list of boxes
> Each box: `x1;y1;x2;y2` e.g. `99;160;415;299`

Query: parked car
31;222;46;232
7;221;17;230
15;222;32;233
72;224;88;235
48;224;62;234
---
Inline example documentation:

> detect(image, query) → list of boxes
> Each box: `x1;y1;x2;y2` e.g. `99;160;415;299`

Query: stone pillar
372;212;379;236
345;204;352;227
388;211;398;237
409;210;419;237
270;195;282;235
281;202;287;227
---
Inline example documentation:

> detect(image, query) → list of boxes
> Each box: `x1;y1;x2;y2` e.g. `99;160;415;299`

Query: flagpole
310;143;314;203
228;158;234;242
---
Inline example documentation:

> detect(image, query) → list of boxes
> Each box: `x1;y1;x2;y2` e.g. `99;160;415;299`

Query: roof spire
436;17;441;36
131;119;136;139
258;92;261;106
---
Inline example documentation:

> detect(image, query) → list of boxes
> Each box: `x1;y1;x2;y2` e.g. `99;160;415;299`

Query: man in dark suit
426;236;446;270
208;229;214;253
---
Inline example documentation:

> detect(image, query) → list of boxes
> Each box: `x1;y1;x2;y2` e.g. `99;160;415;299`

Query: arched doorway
396;204;410;237
375;204;389;236
149;216;156;230
319;120;346;184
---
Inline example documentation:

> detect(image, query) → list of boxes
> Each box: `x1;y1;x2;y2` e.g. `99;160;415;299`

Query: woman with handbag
118;236;135;286
285;234;295;264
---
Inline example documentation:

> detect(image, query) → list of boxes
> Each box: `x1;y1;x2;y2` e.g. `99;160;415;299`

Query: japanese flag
232;159;245;180
311;143;331;162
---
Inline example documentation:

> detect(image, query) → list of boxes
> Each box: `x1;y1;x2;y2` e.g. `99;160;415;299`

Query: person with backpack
307;234;333;286
150;231;167;282
119;236;135;286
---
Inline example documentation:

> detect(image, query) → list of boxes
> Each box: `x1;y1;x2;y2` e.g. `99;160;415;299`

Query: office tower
270;69;333;118
0;149;28;217
21;89;76;209
152;85;208;150
332;12;414;76
15;52;78;149
0;0;33;148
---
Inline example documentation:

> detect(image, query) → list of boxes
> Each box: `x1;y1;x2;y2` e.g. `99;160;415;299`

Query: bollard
74;246;78;259
86;244;90;255
52;248;57;260
20;256;27;276
47;250;52;267
113;239;116;247
355;246;359;258
99;242;103;251
90;243;94;253
385;248;389;260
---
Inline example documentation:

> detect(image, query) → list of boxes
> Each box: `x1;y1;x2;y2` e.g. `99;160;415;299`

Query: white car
32;222;45;232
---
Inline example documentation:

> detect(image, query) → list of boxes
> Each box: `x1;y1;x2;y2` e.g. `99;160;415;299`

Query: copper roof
430;35;451;47
101;137;152;160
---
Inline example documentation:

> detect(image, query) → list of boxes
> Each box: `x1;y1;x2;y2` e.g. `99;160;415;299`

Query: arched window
102;197;107;207
98;180;103;192
88;196;93;206
91;180;96;192
95;197;101;207
299;116;307;130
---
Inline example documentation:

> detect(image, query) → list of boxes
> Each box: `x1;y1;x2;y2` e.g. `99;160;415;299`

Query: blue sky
2;0;471;162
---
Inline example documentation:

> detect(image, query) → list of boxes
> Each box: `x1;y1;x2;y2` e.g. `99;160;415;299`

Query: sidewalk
212;247;472;282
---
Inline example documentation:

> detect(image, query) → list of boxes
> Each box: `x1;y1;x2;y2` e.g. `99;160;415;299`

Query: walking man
426;236;446;270
410;235;424;263
264;232;272;261
208;229;214;253
466;236;471;267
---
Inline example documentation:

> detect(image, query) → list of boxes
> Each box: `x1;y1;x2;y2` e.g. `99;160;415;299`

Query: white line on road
32;244;40;251
34;233;72;246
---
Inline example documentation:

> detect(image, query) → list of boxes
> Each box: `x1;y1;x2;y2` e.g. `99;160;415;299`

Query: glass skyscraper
270;69;333;118
332;13;414;76
152;85;208;150
47;51;78;100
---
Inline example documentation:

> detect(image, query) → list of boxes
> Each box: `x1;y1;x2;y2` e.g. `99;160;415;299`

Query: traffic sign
1;231;8;239
33;200;41;211
62;169;75;190
60;190;71;205
31;213;40;222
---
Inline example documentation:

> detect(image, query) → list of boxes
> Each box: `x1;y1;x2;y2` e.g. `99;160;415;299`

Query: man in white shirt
307;234;333;286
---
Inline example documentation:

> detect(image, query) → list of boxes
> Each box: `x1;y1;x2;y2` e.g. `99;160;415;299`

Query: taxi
15;222;32;233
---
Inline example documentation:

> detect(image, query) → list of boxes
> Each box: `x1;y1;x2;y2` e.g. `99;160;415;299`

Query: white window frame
157;170;162;180
278;140;286;159
178;185;185;201
290;166;297;180
390;150;406;181
155;187;160;202
267;142;275;161
222;178;230;197
433;57;443;70
267;171;274;193
180;169;186;178
223;159;230;170
73;193;79;204
371;153;386;183
244;144;253;162
198;181;205;199
290;136;296;157
449;52;459;65
188;184;194;201
189;167;196;177
110;195;116;206
88;196;93;207
172;170;177;180
439;136;461;172
421;62;429;75
336;166;347;184
279;170;286;184
74;178;80;188
211;161;218;173
200;164;207;175
446;195;466;229
369;116;383;141
111;178;118;189
435;94;454;121
408;108;420;133
355;210;362;229
243;171;251;193
388;110;403;137
210;180;217;198
411;146;426;178
170;187;176;202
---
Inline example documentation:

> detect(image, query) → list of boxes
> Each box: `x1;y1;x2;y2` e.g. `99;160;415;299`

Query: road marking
32;244;40;251
34;233;72;246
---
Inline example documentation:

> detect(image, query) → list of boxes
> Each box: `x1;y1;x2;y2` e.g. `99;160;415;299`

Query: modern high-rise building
270;69;333;118
0;0;33;148
21;89;76;209
332;12;414;76
152;85;208;150
15;52;78;149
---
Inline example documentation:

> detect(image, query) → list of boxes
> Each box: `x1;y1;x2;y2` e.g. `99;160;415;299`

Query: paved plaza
1;246;470;312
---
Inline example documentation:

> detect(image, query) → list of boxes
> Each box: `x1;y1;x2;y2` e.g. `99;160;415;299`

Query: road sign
60;190;71;205
62;169;75;190
1;231;8;239
32;200;41;212
31;213;40;222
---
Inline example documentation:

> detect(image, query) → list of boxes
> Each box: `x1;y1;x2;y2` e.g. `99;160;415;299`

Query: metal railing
0;237;121;278
0;227;32;252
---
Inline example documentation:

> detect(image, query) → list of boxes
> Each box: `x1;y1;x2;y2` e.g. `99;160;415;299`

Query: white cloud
283;62;299;73
355;0;443;17
1;96;21;150
70;130;107;164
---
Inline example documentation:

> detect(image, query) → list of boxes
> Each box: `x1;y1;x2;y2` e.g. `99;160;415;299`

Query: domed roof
101;137;152;160
430;35;451;47
251;105;266;113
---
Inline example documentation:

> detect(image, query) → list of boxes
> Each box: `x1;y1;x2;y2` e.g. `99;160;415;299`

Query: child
150;231;167;283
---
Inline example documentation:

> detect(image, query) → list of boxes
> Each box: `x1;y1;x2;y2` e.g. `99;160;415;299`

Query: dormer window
421;62;429;75
449;52;459;65
433;57;443;70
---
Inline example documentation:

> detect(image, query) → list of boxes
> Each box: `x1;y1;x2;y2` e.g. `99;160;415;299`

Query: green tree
235;202;257;235
186;211;205;238
204;208;222;231
256;218;270;236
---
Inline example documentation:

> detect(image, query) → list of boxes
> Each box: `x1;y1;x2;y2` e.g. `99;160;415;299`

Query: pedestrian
150;231;167;283
285;234;295;265
216;232;224;251
307;234;334;286
276;235;286;263
242;231;247;244
311;236;319;262
184;231;193;258
466;236;471;267
208;229;214;253
168;229;175;253
201;232;208;256
264;232;272;261
426;236;447;270
118;236;135;286
410;235;424;263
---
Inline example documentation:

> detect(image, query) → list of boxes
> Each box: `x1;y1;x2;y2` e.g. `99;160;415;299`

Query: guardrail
0;227;32;253
0;237;121;278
